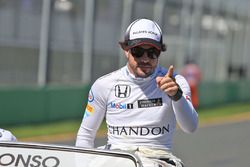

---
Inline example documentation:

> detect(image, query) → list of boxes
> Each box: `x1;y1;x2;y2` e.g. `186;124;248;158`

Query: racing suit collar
124;64;159;84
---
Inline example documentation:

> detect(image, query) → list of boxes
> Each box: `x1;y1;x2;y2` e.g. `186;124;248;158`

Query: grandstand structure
0;0;250;85
1;0;250;125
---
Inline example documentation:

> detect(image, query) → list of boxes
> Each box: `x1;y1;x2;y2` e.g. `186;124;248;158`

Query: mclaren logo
115;85;131;98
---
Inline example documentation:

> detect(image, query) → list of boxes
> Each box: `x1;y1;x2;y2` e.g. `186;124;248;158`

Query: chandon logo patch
108;125;170;136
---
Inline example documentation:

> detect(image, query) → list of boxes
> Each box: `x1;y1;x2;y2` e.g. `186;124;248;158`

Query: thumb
166;65;174;78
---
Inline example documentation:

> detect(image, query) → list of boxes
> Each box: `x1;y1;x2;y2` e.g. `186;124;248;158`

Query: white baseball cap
0;128;17;142
119;18;166;51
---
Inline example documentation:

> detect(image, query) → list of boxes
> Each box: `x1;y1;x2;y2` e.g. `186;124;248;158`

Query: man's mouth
138;66;151;70
138;64;152;68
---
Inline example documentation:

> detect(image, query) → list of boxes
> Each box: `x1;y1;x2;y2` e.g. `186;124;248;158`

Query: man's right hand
156;65;179;97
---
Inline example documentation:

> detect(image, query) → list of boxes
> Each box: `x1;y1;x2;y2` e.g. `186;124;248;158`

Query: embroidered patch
88;90;94;102
138;98;162;108
83;104;94;118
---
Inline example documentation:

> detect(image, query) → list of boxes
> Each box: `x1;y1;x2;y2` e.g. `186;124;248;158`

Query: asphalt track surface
173;121;250;167
58;120;250;167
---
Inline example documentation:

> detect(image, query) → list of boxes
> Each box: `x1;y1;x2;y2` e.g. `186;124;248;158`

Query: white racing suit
76;65;198;167
102;144;184;167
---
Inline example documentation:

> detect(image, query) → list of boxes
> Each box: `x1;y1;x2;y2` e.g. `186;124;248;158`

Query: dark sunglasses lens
147;48;160;59
131;47;144;58
131;47;160;59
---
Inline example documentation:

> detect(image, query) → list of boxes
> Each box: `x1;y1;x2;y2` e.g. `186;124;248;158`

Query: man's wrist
168;84;183;101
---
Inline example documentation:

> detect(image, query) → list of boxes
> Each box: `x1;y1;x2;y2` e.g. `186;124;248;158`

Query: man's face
125;44;160;78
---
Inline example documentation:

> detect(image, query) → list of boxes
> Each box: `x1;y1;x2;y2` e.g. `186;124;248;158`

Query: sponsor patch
84;104;94;118
115;85;131;98
88;90;94;102
108;125;170;136
110;102;134;109
138;98;162;108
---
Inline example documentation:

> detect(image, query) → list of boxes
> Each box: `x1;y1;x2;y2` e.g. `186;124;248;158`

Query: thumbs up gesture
156;65;179;97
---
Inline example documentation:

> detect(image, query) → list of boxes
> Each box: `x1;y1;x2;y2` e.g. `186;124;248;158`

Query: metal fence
0;0;250;87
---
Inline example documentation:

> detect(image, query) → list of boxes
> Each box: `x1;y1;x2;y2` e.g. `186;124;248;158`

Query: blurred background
1;0;250;126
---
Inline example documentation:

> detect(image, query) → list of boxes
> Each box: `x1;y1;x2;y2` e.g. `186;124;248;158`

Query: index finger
165;65;174;78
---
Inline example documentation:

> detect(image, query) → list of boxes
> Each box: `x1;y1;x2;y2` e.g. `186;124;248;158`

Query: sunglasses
130;47;160;59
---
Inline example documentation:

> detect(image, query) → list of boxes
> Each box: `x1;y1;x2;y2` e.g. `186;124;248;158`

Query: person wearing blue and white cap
0;128;17;142
76;18;198;167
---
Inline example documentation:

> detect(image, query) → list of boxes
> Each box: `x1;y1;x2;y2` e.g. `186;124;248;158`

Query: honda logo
115;85;131;98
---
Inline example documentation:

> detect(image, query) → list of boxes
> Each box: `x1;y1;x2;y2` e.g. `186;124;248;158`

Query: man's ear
119;41;128;50
124;49;130;59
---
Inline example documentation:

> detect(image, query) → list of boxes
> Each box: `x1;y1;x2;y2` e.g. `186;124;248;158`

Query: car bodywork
0;142;142;167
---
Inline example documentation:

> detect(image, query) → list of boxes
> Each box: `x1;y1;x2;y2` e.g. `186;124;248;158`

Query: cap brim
120;38;162;51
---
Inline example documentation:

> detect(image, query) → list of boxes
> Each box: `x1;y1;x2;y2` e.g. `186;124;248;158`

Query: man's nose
141;52;150;61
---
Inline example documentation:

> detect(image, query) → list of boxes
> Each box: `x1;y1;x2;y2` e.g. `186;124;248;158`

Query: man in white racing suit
76;18;198;167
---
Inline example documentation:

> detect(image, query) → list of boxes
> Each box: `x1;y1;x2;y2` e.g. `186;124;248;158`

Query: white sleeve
75;81;107;148
172;75;198;133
